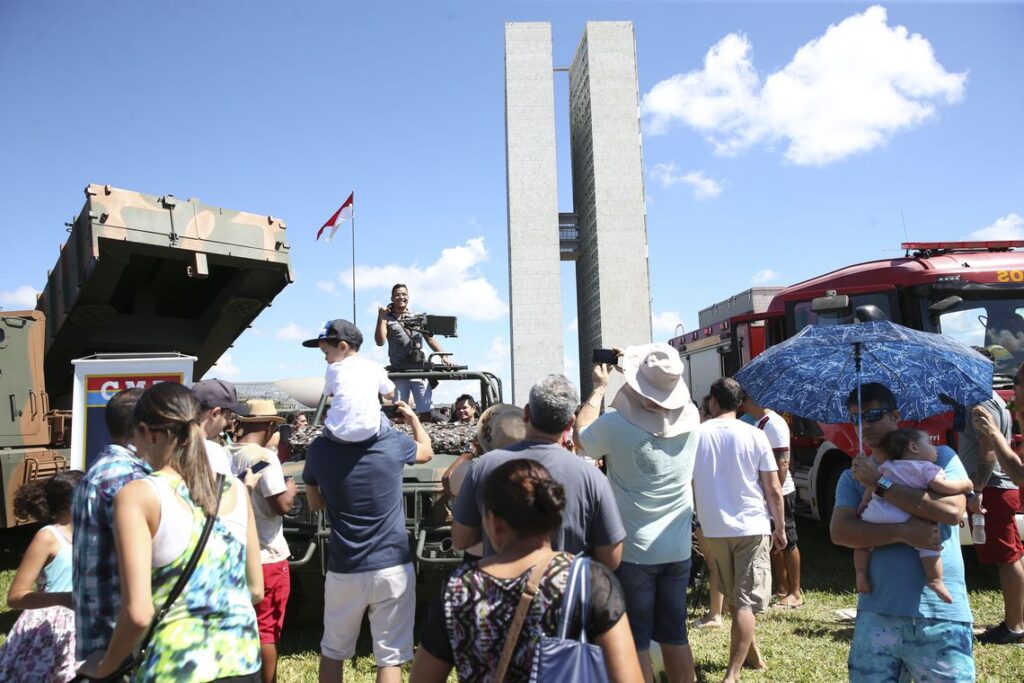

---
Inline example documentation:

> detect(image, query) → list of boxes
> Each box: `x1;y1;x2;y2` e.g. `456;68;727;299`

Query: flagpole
351;190;356;326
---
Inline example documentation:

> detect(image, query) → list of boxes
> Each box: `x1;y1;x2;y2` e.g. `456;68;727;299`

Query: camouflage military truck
281;367;503;593
1;183;292;526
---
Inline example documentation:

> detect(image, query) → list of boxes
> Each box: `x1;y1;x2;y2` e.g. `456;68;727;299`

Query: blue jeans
848;611;974;682
394;378;432;413
614;559;691;650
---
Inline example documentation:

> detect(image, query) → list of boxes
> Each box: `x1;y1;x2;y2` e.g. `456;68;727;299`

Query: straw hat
236;399;285;424
610;343;699;438
476;403;526;453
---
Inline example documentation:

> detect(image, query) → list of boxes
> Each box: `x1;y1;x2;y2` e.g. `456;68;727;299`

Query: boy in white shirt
303;319;396;442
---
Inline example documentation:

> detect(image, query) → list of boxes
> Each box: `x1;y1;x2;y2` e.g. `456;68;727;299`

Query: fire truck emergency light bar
902;241;1024;251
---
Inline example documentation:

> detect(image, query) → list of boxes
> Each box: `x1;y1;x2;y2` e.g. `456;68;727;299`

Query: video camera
396;313;458;368
398;313;458;338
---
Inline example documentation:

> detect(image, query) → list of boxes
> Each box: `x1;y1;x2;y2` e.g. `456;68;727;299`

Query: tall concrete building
505;21;652;405
504;22;564;406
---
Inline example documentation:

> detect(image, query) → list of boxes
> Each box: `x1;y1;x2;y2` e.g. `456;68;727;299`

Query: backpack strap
494;552;559;683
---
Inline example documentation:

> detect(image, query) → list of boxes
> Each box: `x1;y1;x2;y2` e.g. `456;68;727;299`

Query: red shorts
971;487;1024;565
256;559;291;644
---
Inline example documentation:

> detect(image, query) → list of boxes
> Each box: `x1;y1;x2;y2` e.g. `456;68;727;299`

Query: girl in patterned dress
410;459;643;683
0;470;84;683
77;382;263;683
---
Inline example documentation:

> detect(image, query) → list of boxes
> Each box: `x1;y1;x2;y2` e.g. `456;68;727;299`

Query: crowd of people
3;291;1024;682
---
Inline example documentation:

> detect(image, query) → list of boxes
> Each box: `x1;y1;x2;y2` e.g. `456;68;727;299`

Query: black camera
398;313;458;338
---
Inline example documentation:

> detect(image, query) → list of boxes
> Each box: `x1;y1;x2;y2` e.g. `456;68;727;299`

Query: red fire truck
670;241;1024;524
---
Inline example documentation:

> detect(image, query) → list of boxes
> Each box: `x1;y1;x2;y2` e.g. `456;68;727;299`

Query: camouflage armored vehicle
1;183;292;526
281;366;503;590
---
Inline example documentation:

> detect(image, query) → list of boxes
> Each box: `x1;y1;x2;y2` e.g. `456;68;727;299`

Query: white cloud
208;353;241;378
649;163;723;200
752;269;781;284
276;322;310;342
569;317;578;332
641;6;967;166
652;311;684;335
340;237;507;321
967;213;1024;241
316;280;337;293
0;285;40;309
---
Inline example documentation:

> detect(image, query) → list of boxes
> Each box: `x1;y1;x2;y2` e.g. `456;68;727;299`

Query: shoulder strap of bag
557;556;591;641
493;552;559;683
136;473;226;659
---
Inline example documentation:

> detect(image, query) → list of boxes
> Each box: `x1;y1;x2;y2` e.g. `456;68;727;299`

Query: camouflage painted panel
288;421;476;457
0;311;50;449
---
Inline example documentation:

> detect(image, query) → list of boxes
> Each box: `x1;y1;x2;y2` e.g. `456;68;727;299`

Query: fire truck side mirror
811;291;850;314
928;295;963;315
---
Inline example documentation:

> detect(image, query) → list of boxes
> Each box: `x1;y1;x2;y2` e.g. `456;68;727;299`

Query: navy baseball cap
191;379;250;416
302;319;363;348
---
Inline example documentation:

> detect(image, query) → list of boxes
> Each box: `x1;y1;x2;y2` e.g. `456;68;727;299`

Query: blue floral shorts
848;611;974;682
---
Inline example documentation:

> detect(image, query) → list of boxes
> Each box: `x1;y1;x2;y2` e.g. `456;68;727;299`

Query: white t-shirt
204;439;233;476
693;417;778;538
324;355;396;442
755;411;795;495
250;454;291;564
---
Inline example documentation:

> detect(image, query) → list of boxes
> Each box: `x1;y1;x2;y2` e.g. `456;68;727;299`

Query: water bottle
972;513;987;545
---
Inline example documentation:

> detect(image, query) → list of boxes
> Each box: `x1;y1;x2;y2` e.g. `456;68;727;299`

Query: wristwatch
875;476;895;498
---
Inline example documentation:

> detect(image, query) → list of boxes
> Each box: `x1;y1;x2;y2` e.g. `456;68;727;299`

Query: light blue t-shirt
835;445;972;623
579;411;697;565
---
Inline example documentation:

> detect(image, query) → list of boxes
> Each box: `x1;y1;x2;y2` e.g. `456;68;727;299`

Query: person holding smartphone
229;400;297;683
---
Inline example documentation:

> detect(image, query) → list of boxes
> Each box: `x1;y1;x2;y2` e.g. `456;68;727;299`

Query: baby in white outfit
855;428;972;603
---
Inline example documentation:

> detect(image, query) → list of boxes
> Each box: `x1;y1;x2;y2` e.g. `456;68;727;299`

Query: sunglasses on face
849;408;892;425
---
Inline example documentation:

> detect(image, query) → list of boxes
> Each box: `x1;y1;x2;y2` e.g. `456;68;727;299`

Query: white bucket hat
610;343;699;438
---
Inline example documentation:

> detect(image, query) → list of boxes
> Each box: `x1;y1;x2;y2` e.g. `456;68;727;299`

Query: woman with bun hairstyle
411;459;642;683
0;470;84;681
77;382;263;683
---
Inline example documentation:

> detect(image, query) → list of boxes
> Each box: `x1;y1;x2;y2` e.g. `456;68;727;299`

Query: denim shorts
848;611;974;682
614;559;691;649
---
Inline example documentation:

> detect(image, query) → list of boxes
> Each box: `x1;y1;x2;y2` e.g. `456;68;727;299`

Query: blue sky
2;1;1022;404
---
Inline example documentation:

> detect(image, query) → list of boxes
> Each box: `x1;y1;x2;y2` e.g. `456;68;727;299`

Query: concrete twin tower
505;22;652;405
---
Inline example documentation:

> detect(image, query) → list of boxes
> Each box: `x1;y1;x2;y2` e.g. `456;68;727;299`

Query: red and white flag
316;192;354;241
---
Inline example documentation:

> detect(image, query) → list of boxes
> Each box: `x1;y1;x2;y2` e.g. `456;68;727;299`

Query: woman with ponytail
411;459;642;683
77;382;263;682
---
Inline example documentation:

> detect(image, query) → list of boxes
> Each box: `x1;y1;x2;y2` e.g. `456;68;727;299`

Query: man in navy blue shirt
304;400;432;683
831;383;974;682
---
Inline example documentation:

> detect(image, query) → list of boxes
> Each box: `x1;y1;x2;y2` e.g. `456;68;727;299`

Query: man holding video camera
375;283;452;418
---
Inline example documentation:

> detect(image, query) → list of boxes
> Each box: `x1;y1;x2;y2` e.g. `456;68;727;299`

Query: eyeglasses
849;408;893;425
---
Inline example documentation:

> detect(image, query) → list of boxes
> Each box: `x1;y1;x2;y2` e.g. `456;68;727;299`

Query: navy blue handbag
529;556;610;683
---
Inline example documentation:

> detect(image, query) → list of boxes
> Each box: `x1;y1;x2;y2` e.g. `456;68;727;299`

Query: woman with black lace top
410;459;642;683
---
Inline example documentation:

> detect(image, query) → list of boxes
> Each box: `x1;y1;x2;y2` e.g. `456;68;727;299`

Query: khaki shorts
703;535;771;613
322;563;415;666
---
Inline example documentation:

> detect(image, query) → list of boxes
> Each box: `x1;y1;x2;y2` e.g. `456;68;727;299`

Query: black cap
302;319;363;348
191;379;250;416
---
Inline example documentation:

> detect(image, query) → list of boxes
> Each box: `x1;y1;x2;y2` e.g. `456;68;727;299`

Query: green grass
2;520;1023;682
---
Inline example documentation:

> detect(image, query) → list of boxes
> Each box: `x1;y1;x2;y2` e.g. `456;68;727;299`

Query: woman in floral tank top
411;459;642;683
78;382;263;682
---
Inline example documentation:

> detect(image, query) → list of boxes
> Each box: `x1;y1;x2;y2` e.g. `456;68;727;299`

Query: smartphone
382;404;399;418
250;460;271;475
592;348;619;365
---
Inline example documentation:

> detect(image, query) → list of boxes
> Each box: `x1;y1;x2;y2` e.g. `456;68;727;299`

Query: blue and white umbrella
734;320;993;449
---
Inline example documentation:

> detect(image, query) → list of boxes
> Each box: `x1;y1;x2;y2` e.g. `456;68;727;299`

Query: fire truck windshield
926;296;1024;382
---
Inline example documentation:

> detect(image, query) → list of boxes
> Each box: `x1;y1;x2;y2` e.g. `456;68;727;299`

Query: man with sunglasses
831;382;974;682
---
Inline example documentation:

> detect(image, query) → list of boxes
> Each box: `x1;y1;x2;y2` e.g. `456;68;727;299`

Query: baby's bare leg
854;547;872;593
920;554;953;604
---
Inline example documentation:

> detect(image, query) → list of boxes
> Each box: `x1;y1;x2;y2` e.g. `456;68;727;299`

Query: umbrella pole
855;341;863;455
